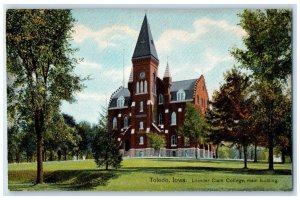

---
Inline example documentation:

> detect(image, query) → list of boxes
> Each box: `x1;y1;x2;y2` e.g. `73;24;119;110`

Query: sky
61;8;246;125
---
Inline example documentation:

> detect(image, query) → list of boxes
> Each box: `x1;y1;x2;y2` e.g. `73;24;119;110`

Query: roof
132;15;159;61
170;79;198;101
109;87;131;108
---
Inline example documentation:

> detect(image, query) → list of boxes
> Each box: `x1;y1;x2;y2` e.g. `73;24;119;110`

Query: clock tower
128;14;159;148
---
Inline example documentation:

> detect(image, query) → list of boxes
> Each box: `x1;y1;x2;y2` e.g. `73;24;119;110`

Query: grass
8;158;293;191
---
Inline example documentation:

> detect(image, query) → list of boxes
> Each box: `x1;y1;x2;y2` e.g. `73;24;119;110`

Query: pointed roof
128;67;133;82
132;15;159;61
164;62;171;78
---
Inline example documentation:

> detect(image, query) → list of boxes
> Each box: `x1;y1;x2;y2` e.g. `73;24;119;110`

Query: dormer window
177;89;185;101
117;96;125;107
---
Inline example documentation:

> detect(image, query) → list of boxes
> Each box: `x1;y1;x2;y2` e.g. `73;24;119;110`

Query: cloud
100;66;131;82
197;50;234;73
72;24;138;49
75;92;108;102
156;17;246;53
78;60;102;70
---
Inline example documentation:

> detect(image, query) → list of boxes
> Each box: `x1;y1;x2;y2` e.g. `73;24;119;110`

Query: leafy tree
231;9;292;82
147;132;166;157
252;81;292;165
177;102;207;159
76;121;94;158
210;68;254;169
205;108;227;159
92;107;122;170
6;10;85;183
231;9;292;170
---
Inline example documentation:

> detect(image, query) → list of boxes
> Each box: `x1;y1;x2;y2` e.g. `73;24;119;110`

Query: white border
1;1;299;200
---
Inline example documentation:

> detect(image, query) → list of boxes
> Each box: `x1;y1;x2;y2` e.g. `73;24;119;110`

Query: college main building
108;15;214;158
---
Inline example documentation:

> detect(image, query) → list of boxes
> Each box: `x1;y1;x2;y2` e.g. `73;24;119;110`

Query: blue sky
61;8;246;125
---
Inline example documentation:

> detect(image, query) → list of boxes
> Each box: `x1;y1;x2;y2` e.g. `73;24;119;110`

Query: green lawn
8;158;293;191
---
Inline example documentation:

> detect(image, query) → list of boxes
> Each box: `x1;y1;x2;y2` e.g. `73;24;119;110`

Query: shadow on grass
120;166;291;175
44;169;118;190
8;169;119;191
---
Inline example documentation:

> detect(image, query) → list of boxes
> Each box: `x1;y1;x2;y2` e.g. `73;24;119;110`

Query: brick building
108;15;214;158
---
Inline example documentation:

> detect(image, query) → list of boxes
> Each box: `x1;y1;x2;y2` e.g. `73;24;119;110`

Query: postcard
6;7;293;192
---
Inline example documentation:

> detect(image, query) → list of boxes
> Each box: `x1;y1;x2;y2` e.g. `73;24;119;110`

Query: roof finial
128;67;133;83
164;58;171;78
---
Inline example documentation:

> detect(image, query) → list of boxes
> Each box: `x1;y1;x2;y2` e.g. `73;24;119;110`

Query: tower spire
132;15;159;61
128;67;133;83
164;60;171;78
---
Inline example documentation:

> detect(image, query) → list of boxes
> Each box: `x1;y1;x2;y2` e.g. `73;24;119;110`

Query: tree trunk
36;125;44;184
254;142;258;163
268;132;274;170
64;149;67;160
195;145;198;159
243;144;248;169
215;144;219;159
50;150;53;161
281;148;285;164
238;147;242;159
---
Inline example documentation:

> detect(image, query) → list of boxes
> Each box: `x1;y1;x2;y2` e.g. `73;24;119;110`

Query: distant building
108;15;214;158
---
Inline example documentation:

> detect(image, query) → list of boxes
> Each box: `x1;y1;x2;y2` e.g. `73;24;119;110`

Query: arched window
152;73;156;95
140;101;143;112
112;117;117;129
136;82;139;94
171;112;176;125
197;94;200;104
171;135;177;146
177;89;185;101
139;121;144;130
140;81;143;93
139;136;144;145
144;80;147;93
158;113;163;125
117;96;125;107
158;94;163;104
123;116;128;128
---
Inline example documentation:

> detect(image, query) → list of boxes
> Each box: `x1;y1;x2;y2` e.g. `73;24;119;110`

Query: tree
231;9;292;82
231;9;292;170
92;107;122;170
147;132;166;157
177;102;207;159
6;10;85;183
76;121;93;159
210;68;254;169
205;108;227;159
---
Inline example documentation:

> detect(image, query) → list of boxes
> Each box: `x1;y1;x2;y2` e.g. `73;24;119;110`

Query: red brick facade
108;15;214;157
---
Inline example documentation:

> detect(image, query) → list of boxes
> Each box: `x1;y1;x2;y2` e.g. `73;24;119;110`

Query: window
201;98;204;107
144;80;147;93
117;96;125;108
136;82;139;94
112;117;117;129
171;135;177;146
123;116;128;128
152;73;156;95
139;121;144;130
158;113;163;125
140;101;143;112
140;81;143;93
158;94;163;104
177;89;185;101
171;112;176;125
139;136;144;145
197;95;200;104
